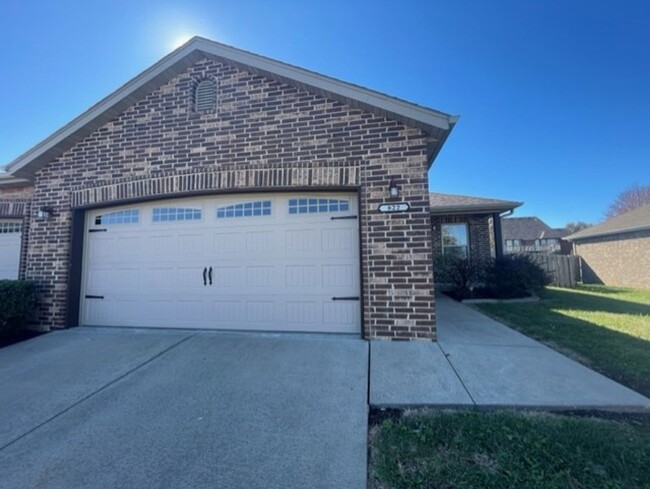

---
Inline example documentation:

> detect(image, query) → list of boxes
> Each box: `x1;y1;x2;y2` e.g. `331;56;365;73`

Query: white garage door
81;193;360;333
0;220;22;280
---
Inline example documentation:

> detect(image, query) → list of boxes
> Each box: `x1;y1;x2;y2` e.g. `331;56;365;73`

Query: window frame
441;222;470;259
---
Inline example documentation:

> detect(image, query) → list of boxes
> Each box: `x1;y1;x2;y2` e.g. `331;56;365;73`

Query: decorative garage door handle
331;296;360;301
203;267;207;286
208;267;213;285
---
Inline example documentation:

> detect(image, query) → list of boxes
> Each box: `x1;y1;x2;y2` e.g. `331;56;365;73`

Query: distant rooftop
567;204;650;241
502;216;569;241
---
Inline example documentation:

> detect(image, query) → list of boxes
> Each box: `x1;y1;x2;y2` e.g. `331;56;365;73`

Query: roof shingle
429;192;521;215
567;204;650;240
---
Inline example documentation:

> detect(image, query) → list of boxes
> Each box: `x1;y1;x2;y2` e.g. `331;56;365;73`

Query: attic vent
195;79;216;112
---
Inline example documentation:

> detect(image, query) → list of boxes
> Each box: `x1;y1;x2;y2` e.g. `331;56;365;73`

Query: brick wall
431;214;493;265
25;57;436;340
575;230;650;289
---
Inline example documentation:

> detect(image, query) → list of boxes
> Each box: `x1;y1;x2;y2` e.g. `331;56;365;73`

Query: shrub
484;255;551;299
434;255;486;299
0;280;38;338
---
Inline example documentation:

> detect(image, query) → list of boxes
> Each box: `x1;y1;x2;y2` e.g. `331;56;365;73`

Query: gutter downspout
494;209;515;258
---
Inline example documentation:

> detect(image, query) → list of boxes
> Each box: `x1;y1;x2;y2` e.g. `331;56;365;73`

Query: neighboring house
0;37;460;340
0;172;32;279
502;217;571;254
566;204;650;289
429;192;522;263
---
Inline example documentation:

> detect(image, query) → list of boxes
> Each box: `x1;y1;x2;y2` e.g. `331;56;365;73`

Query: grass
473;285;650;397
369;410;650;489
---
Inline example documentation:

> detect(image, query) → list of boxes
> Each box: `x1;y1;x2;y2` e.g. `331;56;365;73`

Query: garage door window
153;207;201;222
288;198;349;214
0;222;21;233
216;201;271;219
94;209;139;225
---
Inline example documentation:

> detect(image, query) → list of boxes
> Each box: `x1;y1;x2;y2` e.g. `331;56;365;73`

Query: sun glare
171;35;193;50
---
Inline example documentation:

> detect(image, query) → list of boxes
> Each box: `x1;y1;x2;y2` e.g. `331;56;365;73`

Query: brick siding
575;230;650;289
24;57;436;340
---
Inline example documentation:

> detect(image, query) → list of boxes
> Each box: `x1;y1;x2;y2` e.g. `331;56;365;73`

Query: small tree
565;221;591;234
605;184;650;219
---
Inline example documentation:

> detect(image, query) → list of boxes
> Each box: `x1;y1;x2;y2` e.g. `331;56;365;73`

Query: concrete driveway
0;328;368;489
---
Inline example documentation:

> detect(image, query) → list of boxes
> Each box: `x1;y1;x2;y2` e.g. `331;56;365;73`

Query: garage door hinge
330;215;358;220
88;229;107;233
332;296;360;301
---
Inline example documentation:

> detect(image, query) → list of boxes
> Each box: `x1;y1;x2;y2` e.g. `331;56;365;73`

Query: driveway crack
0;333;196;453
437;342;477;406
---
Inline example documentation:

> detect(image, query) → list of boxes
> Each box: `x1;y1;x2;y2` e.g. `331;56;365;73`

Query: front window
442;223;469;258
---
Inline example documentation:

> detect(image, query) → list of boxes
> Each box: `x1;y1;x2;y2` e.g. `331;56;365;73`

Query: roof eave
0;174;33;188
567;224;650;241
430;201;522;215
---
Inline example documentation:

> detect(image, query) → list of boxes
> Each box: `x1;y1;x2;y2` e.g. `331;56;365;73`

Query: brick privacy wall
26;57;436;340
431;214;494;265
575;231;650;289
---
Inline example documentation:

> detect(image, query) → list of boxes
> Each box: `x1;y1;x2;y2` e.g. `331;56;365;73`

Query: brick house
502;216;571;254
0;37;463;340
566;204;650;289
429;192;521;264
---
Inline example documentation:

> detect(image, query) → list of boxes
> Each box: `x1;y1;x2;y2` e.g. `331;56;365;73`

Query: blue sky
1;1;648;227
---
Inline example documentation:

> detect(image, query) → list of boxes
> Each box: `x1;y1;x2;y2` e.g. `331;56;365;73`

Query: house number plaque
378;202;410;213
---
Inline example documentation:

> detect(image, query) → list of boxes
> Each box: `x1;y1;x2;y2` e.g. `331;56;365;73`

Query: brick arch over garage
69;161;361;208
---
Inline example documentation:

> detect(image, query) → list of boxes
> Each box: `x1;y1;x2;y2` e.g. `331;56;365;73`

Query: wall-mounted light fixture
388;177;400;199
38;207;54;220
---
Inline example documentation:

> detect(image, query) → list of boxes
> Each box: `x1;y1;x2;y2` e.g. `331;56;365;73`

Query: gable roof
502;217;551;241
566;204;650;241
3;37;458;181
429;192;521;215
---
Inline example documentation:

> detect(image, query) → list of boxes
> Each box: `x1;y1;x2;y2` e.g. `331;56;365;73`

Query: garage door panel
321;228;355;252
149;234;177;255
245;266;276;287
141;267;175;288
212;301;244;323
213;232;243;254
322;264;355;288
82;193;360;333
286;302;320;325
211;266;245;287
177;300;209;323
323;302;358;328
245;230;275;253
246;301;276;324
285;229;319;253
286;265;319;288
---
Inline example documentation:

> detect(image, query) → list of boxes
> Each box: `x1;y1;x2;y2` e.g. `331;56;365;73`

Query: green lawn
473;285;650;397
369;410;650;489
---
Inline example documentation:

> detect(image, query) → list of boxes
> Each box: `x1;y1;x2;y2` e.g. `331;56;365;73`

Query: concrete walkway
370;294;650;410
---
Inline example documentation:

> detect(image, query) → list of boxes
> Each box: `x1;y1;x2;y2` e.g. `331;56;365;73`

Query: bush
0;280;38;338
484;255;551;299
434;255;487;300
